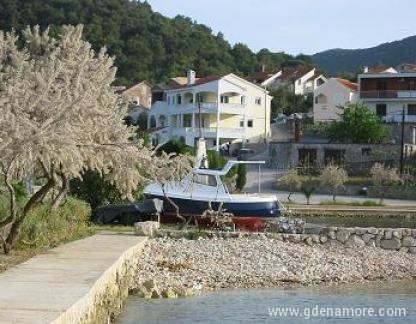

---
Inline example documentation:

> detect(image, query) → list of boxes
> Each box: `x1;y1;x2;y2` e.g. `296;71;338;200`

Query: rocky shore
132;235;416;298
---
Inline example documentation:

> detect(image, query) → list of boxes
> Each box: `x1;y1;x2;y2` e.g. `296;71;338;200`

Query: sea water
117;281;416;323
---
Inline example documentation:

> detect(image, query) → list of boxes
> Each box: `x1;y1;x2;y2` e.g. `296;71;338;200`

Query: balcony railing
171;102;244;114
360;90;416;99
172;127;244;138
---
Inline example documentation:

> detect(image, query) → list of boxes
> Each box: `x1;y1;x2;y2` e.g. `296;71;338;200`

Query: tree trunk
51;176;69;210
161;185;186;227
5;178;55;251
287;192;292;202
332;192;336;202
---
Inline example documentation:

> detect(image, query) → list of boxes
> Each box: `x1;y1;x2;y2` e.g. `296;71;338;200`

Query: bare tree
0;25;183;253
277;168;301;201
318;163;348;202
148;151;193;228
370;163;401;204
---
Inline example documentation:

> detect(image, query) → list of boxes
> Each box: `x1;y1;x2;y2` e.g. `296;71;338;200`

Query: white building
148;70;272;149
313;78;358;123
358;66;416;123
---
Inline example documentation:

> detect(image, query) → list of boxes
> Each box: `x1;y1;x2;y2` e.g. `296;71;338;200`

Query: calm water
117;281;416;323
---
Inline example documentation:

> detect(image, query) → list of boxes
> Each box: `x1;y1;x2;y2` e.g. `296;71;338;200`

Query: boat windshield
192;174;217;186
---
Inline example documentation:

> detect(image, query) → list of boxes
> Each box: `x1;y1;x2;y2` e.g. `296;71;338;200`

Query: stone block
380;238;401;250
336;229;350;243
345;235;366;248
134;221;160;237
402;236;416;247
362;233;375;243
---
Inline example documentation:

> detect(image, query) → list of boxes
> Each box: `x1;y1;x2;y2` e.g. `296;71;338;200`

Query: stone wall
52;238;148;324
268;142;403;174
159;227;416;253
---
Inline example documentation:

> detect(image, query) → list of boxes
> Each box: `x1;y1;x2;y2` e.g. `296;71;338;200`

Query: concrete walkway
0;233;147;324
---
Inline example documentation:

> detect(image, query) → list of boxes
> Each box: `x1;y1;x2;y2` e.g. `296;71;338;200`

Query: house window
255;97;262;105
177;94;182;104
241;96;246;105
297;79;301;85
167;96;170;105
247;120;253;127
408;104;416;115
314;96;318;104
240;119;244;128
376;104;387;117
220;95;229;103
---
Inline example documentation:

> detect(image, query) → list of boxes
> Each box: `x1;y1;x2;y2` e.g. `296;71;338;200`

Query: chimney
363;66;369;73
187;70;196;85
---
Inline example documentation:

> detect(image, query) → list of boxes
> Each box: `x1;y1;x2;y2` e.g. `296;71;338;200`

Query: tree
370;163;402;204
0;25;185;253
328;103;387;143
235;163;247;192
69;170;125;211
278;168;301;201
319;164;348;202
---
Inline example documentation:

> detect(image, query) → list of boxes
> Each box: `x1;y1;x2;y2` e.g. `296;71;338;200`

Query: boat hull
144;194;281;218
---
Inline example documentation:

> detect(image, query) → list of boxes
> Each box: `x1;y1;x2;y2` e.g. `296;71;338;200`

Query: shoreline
132;235;416;298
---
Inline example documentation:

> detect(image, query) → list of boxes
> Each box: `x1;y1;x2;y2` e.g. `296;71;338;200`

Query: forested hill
0;0;311;84
312;35;416;75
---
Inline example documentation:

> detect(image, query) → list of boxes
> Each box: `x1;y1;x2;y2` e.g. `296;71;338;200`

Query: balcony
173;127;244;139
172;102;245;115
360;90;416;100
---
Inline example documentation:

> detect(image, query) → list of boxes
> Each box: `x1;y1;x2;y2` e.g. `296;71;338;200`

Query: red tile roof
337;78;358;91
168;75;222;89
246;71;276;83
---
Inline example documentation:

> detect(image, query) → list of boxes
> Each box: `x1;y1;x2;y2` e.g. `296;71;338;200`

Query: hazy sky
146;0;416;55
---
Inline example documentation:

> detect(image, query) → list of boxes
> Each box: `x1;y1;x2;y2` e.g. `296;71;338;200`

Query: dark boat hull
145;194;281;218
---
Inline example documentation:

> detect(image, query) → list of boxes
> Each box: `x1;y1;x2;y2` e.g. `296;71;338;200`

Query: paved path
0;233;146;324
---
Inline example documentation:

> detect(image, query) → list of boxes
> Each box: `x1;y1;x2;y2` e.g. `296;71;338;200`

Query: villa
148;70;272;149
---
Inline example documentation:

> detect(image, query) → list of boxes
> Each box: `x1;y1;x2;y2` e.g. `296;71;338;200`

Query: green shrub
16;197;94;250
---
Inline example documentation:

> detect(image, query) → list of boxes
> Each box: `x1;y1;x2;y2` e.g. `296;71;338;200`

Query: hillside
312;35;416;75
0;0;310;85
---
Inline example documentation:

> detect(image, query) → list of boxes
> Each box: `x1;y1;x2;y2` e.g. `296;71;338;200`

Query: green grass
319;200;384;207
16;197;95;250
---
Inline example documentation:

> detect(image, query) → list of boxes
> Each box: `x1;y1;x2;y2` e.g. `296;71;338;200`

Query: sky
146;0;416;55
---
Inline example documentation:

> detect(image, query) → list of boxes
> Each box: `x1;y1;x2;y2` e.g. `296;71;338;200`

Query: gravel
133;236;416;297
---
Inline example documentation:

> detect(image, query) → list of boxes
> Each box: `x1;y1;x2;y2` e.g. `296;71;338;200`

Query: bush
16;197;93;250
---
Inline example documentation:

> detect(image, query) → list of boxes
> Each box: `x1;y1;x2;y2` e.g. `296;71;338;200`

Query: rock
134;221;160;237
366;239;376;247
336;229;350;243
319;235;328;244
375;235;382;247
384;229;393;240
368;228;378;235
411;229;416;238
355;228;367;235
304;237;313;246
311;235;320;244
409;247;416;254
288;234;301;243
399;247;409;253
151;288;161;299
142;279;157;290
392;230;402;239
402;236;416;247
362;234;375;243
380;238;401;250
162;288;177;299
345;235;365;248
328;231;336;240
